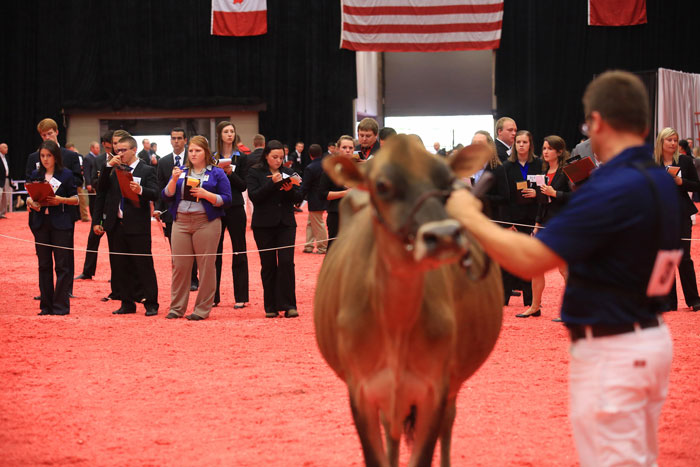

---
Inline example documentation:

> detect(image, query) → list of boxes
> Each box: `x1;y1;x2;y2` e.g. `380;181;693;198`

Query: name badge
646;249;683;297
202;175;210;182
231;164;236;171
132;176;141;185
179;172;186;179
36;162;40;169
48;177;62;193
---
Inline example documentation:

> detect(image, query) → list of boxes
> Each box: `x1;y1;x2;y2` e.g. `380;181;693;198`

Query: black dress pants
215;205;249;303
32;223;74;315
326;211;339;251
665;215;700;309
512;222;534;306
111;221;158;311
81;228;102;277
252;225;297;314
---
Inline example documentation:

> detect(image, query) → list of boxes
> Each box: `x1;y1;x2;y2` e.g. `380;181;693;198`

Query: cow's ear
322;155;365;188
448;144;492;178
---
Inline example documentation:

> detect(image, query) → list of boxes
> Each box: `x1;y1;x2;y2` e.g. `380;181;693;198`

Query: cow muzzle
412;219;468;265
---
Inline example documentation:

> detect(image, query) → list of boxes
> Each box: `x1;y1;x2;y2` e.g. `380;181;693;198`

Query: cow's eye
375;179;394;199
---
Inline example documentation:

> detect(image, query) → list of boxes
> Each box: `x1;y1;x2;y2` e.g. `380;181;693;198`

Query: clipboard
115;165;140;207
563;156;596;185
184;176;201;202
25;181;56;206
666;166;680;177
216;158;232;169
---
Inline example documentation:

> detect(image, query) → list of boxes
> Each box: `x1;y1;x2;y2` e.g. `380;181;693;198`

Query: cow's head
323;134;490;269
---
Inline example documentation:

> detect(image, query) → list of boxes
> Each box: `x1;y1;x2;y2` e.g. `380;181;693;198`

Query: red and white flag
340;0;504;52
588;0;647;26
211;0;267;36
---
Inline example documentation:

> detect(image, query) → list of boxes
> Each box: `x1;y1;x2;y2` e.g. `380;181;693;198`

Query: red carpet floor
0;209;699;466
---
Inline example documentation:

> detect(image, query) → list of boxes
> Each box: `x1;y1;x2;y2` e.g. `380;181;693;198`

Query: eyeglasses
114;148;130;154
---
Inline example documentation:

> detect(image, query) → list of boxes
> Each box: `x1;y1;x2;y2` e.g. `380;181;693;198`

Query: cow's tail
403;405;417;445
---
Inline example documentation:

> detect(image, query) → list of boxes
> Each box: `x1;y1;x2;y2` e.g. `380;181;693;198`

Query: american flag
340;0;504;52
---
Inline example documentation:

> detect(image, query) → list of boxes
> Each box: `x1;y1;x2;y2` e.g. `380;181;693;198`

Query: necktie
175;156;181;166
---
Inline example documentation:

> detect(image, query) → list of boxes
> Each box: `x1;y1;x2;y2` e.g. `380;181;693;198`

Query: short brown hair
583;70;649;134
37;118;58;134
357;117;378;135
253;134;265;148
113;129;131;141
495;117;514;134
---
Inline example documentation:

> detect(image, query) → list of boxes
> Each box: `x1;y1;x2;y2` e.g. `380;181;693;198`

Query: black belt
567;318;661;342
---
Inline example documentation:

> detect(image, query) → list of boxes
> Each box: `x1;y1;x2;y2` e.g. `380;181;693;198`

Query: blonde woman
654;127;700;311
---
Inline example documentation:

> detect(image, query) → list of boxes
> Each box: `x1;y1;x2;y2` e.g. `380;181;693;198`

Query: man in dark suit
92;135;159;316
0;143;10;218
137;138;155;166
246;133;265;169
155;127;198;290
83;141;100;213
300;144;328;254
25;119;83;188
494;117;517;163
77;132;114;281
355;117;381;160
66;142;91;222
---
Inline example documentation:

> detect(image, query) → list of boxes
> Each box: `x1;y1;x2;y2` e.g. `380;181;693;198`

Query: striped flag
211;0;267;37
588;0;646;26
340;0;504;52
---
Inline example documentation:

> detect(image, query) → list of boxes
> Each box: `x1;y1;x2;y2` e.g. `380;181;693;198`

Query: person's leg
0;179;10;217
677;216;700;307
514;224;534;306
81;228;101;277
229;206;249;304
310;211;328;253
190;216;221;318
105;229;120;300
303;217;314;253
170;216;195;317
569;325;672;467
275;226;297;314
51;227;74;315
33;224;54;314
326;211;339;250
214;216;227;304
517;274;543;317
111;222;135;312
77;187;90;221
253;227;278;316
124;230;159;313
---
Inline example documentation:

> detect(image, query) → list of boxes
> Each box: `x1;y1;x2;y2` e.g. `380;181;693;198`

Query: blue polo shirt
536;145;682;325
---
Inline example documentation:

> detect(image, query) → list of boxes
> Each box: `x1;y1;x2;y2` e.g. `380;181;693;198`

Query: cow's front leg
408;390;448;467
438;398;456;467
350;391;388;467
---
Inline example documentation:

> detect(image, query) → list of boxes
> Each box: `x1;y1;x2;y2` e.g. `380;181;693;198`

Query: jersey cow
314;135;503;467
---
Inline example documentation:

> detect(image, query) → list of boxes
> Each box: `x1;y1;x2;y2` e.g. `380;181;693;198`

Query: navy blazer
26;147;83;188
300;157;328;212
482;163;510;221
155;151;188;223
665;154;700;218
28;167;78;230
93;161;159;235
161;165;232;222
247;165;303;228
503;158;543;223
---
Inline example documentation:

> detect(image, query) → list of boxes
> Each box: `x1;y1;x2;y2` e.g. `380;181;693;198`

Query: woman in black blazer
246;140;304;318
655;127;700;311
26;140;79;316
502;130;542;308
518;135;572;318
213;121;249;309
319;135;355;250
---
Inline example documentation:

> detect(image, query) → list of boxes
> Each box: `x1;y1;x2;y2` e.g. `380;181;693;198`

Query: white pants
569;320;672;467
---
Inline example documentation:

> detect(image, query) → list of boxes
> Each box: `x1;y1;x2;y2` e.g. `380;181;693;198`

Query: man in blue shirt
446;71;681;466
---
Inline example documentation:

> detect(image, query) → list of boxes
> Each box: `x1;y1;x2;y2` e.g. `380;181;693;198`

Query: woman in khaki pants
161;135;232;320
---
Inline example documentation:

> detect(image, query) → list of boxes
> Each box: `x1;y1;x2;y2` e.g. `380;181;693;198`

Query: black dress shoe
53;311;69;316
69;293;76;299
510;290;522;297
113;308;136;315
265;311;279;318
185;314;205;321
212;302;219;308
515;309;541;318
234;303;246;309
166;312;181;319
552;317;563;322
75;273;92;280
145;307;158;316
37;310;53;316
284;308;299;318
34;296;41;300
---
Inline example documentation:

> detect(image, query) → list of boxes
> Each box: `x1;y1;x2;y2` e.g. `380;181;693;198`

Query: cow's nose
413;219;468;263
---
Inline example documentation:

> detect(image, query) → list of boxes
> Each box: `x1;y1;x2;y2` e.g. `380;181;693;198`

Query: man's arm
446;189;565;279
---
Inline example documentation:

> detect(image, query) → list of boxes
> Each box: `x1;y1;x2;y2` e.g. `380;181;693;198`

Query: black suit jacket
247;165;303;228
28;167;78;230
83;152;99;188
300;158;328;212
93;161;158;235
155;151;187;223
482;164;510;221
137;149;153;166
667;154;700;218
495;139;510;163
246;148;264;171
0;155;8;186
536;167;572;224
503;158;543;223
215;151;248;207
26;147;83;187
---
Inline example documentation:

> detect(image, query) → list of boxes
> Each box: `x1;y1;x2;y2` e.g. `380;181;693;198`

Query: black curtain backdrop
0;0;356;179
495;0;700;152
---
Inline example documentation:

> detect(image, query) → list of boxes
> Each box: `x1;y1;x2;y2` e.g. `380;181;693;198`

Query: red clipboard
563;156;596;185
115;166;140;208
25;181;56;206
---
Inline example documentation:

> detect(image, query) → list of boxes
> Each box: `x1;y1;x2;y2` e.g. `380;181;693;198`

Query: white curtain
657;67;700;142
356;51;379;119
